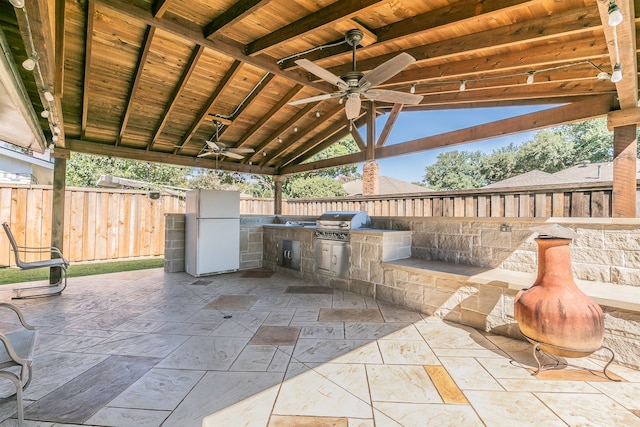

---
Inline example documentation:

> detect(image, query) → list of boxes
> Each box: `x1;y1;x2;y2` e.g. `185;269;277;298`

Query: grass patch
0;258;164;285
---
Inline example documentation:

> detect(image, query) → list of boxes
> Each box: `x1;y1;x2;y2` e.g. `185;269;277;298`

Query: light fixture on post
410;83;416;94
51;135;58;143
526;71;535;84
40;109;50;118
277;137;283;143
611;63;623;82
459;80;466;92
53;125;61;135
293;126;299;133
8;0;25;8
608;0;623;27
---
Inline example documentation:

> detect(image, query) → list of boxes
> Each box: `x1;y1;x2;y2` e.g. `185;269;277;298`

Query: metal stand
524;336;619;381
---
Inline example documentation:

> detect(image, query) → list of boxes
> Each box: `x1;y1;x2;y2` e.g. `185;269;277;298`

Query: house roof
552;159;640;184
343;176;432;196
0;0;634;177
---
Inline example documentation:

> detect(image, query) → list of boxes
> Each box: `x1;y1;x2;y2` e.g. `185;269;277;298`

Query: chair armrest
0;303;35;330
13;245;69;267
0;332;30;367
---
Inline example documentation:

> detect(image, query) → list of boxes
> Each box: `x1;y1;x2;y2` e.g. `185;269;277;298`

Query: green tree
66;153;190;188
285;176;346;198
480;143;519;184
514;129;574;174
559;117;613;163
423;150;485;190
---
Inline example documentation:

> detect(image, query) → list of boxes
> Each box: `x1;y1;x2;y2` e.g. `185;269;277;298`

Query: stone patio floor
1;268;639;426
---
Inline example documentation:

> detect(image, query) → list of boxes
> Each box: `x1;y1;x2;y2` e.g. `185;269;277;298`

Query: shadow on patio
0;268;639;426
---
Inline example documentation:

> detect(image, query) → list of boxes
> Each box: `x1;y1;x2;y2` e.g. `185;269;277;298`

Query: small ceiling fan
198;121;255;159
289;29;424;120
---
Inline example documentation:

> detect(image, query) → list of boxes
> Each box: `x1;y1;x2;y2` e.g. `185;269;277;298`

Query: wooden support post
612;124;637;218
50;157;67;284
273;175;285;215
365;101;375;161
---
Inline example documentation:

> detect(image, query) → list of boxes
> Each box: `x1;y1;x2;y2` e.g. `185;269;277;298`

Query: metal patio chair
0;302;37;426
2;222;69;298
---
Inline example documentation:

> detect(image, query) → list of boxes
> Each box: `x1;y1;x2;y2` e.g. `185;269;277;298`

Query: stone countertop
263;223;316;229
351;228;411;235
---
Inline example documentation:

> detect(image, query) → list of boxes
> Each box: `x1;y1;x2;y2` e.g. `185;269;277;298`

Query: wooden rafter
204;0;270;39
67;138;277;175
365;101;375;161
54;0;65;96
321;7;602;81
280;128;360;174
596;0;638;109
81;0;96;140
282;0;534;69
376;96;614;159
351;127;366;151
116;26;156;146
174;61;243;154
147;45;205;151
201;73;276;153
152;0;173;18
246;0;383;55
94;0;333;93
376;103;402;148
264;104;343;166
234;84;303;149
244;103;316;164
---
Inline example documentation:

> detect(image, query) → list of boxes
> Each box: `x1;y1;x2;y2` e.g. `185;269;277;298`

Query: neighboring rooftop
483;170;558;189
343;176;432;196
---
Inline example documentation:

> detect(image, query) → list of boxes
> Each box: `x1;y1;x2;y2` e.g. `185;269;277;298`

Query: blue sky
355;105;555;183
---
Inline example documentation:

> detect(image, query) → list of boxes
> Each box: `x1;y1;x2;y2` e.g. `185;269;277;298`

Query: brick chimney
362;161;379;195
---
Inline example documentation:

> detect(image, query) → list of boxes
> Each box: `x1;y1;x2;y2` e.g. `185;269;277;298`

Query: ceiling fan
197;121;254;159
289;29;424;120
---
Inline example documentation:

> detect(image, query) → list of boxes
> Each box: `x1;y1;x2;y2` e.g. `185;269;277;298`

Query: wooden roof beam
280;128;362;174
281;0;534;69
67;138;277;175
54;0;65;96
243;103;316;164
94;0;332;92
376;96;614;159
174;61;242;154
117;26;156;146
81;0;96;140
204;0;270;39
376;103;402;148
260;103;343;166
147;45;205;151
351;127;366;151
246;0;384;55
152;0;173;18
597;0;638;109
319;6;602;80
234;84;303;149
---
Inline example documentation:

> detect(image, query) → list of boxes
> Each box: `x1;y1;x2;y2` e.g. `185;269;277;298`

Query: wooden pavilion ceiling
2;0;638;176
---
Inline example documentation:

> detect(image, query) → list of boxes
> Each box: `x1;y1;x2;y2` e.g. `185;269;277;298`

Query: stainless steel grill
315;211;370;278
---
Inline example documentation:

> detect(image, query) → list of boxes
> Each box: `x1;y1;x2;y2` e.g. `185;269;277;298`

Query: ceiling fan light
8;0;25;8
40;109;50;118
608;1;623;27
22;57;37;71
459;80;466;92
43;90;54;102
526;72;535;85
345;95;361;120
611;63;623;82
410;83;416;94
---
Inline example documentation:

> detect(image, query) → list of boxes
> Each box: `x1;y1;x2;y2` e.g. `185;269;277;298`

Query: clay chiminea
514;224;604;358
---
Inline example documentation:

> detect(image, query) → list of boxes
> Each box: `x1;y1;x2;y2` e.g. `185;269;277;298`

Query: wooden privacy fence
0;185;184;267
283;181;638;218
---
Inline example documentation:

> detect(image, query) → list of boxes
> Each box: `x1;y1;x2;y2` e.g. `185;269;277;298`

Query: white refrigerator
185;189;240;276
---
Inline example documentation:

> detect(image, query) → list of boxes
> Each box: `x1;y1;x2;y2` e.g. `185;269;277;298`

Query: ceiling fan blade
288;93;340;106
222;151;245;160
295;59;349;90
228;148;255;154
358;52;416;91
197;151;215;157
205;140;220;150
364;89;423;105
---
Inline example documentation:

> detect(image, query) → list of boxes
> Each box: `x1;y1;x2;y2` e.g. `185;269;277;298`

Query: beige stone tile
415;321;499;351
464;391;566;426
589;381;640;410
206;295;259;311
477;357;536;379
433;348;507;358
367;365;442;403
299;324;344;339
498;378;599;393
377;340;439;365
319;308;384;323
273;364;372;418
249;326;301;346
439;357;504;391
293;339;382;364
268;415;348;427
535;392;640;426
348;419;375;427
373;402;483;427
344;323;415;340
425;365;468;404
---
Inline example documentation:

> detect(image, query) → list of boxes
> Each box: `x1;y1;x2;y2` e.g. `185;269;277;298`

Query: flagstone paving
0;268;639;426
